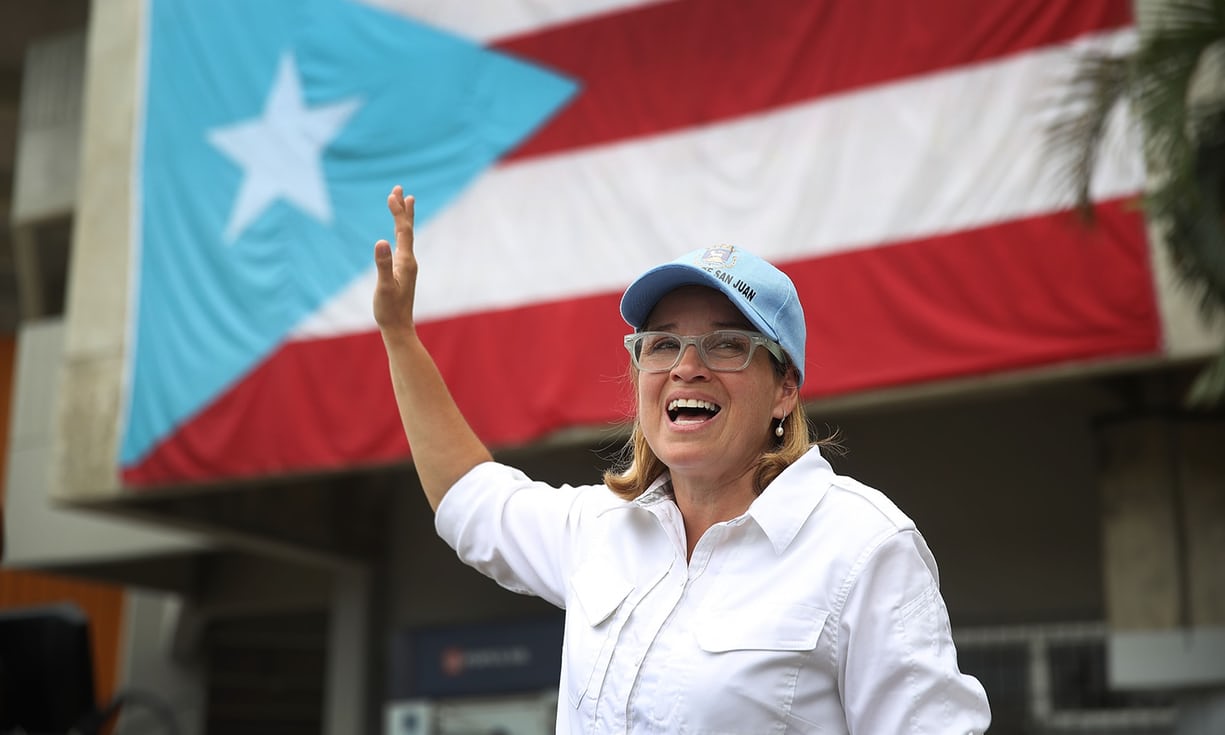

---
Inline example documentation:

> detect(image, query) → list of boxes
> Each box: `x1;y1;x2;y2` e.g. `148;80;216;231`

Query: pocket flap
695;605;828;653
570;560;633;627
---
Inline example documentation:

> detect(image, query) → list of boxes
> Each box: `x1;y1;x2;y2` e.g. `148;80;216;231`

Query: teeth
667;398;719;412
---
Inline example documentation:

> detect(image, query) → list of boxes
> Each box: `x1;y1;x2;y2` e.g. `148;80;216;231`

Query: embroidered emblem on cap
698;245;737;268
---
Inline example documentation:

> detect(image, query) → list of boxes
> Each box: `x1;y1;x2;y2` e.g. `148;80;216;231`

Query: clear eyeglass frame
623;329;785;373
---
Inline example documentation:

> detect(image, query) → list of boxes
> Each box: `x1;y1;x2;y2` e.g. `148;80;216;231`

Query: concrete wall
4;319;209;569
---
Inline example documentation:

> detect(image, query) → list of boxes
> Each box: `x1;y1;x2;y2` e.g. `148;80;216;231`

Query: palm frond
1048;0;1225;406
1046;50;1134;220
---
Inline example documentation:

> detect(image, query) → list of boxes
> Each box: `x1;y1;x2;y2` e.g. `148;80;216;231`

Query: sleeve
837;529;992;734
434;461;593;608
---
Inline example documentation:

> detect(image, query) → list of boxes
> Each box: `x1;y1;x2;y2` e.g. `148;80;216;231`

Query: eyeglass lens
631;331;759;372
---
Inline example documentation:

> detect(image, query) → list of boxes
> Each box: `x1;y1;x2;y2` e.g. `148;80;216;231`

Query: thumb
374;239;395;284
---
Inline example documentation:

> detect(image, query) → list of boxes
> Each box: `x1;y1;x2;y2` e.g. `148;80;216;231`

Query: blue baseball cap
620;245;806;385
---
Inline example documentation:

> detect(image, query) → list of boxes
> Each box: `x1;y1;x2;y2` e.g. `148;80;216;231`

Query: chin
654;440;716;470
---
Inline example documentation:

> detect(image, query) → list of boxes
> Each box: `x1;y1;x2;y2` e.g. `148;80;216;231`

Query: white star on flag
208;52;362;243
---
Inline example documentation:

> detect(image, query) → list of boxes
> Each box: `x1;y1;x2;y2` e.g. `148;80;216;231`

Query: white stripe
293;29;1143;340
354;0;667;42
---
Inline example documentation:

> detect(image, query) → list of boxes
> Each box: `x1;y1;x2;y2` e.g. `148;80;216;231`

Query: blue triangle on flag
122;0;578;468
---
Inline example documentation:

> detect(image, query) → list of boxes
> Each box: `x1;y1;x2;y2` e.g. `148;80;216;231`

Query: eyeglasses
623;330;785;373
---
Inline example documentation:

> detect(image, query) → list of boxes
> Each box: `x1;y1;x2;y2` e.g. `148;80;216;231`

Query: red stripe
791;201;1159;394
497;0;1133;160
122;199;1157;487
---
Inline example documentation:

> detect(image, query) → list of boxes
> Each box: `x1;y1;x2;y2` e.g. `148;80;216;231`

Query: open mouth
667;398;721;425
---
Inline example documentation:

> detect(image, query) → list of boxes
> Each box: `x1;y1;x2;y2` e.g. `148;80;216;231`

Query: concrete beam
55;0;139;500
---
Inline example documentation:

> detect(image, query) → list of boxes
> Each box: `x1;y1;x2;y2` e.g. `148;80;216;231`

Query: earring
775;416;786;438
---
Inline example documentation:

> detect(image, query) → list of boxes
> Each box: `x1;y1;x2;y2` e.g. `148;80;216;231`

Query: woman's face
636;285;798;485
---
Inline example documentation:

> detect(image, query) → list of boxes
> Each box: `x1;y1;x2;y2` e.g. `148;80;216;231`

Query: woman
373;186;991;733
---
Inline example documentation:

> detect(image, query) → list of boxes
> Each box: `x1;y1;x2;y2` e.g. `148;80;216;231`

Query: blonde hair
602;361;831;500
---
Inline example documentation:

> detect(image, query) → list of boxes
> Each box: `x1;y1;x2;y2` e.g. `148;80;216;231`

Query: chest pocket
688;605;830;733
694;604;828;652
565;559;635;708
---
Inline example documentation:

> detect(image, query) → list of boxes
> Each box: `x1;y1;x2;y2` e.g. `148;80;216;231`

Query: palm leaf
1048;0;1225;406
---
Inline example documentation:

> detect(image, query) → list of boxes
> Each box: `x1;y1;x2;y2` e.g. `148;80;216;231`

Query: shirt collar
745;446;834;554
603;447;835;554
634;474;675;507
592;474;673;519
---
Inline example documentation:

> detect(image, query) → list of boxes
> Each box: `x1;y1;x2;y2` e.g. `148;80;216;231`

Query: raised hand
370;185;493;506
373;185;418;336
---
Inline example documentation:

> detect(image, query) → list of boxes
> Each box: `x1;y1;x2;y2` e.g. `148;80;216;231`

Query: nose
670;343;709;380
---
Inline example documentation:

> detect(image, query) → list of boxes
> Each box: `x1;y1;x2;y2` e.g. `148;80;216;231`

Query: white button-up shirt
436;447;990;733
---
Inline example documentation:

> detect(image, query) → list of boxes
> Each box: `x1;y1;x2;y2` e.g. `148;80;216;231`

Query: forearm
382;327;492;510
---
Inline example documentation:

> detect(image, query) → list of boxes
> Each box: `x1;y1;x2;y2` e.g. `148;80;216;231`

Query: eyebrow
645;319;754;332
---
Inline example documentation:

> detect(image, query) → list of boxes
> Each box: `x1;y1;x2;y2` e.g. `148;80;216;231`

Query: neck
670;469;757;560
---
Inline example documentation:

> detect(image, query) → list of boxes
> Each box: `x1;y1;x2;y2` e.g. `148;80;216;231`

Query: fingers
373;186;419;325
377;185;416;272
373;186;421;332
387;186;415;251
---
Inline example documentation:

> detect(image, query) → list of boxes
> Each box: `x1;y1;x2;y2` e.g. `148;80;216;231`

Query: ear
774;367;800;418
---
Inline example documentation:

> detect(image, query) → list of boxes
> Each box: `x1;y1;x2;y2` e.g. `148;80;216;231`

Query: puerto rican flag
123;0;1157;486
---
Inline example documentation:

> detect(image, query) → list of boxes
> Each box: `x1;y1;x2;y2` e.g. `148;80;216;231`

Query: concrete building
2;1;1223;734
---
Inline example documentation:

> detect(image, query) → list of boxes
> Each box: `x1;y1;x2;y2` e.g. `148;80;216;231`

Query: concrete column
114;589;206;735
1097;416;1225;724
323;566;372;735
55;0;141;501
